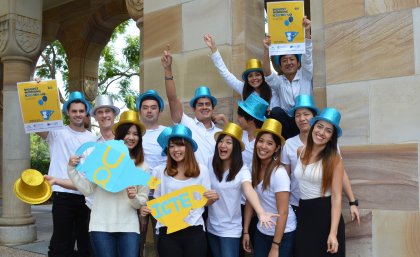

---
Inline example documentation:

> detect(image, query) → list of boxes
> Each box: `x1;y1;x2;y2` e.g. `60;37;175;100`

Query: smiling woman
294;107;345;257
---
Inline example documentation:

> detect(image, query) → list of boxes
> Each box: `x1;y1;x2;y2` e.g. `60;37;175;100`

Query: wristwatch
349;199;359;206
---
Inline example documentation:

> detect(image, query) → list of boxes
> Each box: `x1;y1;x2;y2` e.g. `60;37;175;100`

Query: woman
243;118;296;257
294;107;345;256
281;95;359;223
141;124;215;257
206;122;277;257
204;34;273;106
67;110;149;257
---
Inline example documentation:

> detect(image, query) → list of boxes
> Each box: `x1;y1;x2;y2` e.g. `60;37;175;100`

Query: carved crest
0;15;9;54
15;15;41;53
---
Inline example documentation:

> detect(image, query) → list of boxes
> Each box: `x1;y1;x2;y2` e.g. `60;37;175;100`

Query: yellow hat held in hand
14;169;52;205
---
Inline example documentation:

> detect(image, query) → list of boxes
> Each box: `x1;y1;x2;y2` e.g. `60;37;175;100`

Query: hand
350;205;360;225
140;206;152;217
126;186;137;199
268;244;279;257
263;35;271;50
211;113;228;125
257;212;279;229
34;77;42;83
303;16;311;38
203;190;219;202
203;33;217;53
327;234;339;253
161;45;173;70
68;155;81;167
43;175;56;185
242;233;252;253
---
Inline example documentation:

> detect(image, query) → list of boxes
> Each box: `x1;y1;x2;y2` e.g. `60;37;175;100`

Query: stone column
125;0;143;92
0;0;42;244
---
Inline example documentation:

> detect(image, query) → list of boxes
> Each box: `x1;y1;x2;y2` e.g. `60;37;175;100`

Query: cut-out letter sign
147;185;207;234
75;140;158;193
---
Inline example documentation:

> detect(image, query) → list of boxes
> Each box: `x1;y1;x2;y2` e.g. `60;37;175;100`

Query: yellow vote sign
147;185;207;234
267;1;305;56
17;80;63;133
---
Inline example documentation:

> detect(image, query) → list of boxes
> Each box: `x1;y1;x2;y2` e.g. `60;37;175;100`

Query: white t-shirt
143;125;167;171
153;163;211;232
280;135;303;207
180;113;221;166
242;131;255;170
206;161;252;238
256;166;296;236
46;126;96;193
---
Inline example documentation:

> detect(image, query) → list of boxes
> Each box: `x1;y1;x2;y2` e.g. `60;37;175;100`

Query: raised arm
301;16;313;79
204;33;244;95
262;35;272;76
161;47;183;123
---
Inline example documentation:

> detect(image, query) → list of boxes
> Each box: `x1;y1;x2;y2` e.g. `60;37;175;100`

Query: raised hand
203;33;217;53
161;45;173;70
263;35;271;50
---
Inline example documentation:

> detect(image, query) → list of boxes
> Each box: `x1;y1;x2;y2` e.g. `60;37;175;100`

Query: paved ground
0;202;51;257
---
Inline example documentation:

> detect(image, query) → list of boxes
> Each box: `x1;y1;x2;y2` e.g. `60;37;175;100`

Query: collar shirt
180;113;221;166
266;39;313;112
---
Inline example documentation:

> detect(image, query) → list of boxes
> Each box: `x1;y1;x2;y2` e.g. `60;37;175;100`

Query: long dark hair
251;132;282;190
212;134;244;182
166;138;200;178
302;121;340;196
242;72;272;104
114;123;144;166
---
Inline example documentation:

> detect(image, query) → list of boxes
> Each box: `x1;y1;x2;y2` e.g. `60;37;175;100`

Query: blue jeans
90;231;140;257
253;229;295;257
207;232;240;257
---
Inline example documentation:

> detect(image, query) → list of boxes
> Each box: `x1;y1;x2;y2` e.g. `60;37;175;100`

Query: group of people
38;16;360;257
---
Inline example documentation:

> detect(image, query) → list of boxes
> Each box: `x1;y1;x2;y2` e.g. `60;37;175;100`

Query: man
37;91;96;257
263;16;313;139
161;48;221;165
236;93;269;168
136;89;167;257
90;94;120;142
136;89;167;170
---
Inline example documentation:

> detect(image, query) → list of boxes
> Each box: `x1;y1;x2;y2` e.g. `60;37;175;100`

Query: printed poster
17;80;63;133
267;1;305;56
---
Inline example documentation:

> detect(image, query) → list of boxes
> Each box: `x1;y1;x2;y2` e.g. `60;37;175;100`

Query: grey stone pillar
0;0;42;244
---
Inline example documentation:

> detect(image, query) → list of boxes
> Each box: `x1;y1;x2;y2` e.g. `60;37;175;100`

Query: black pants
139;194;159;257
268;107;300;140
158;225;206;257
49;192;91;257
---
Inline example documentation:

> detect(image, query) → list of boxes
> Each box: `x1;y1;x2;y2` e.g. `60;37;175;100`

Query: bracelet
243;232;249;235
164;76;174;80
272;241;280;246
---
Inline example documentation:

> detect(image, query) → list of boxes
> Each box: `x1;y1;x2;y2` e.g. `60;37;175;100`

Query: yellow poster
17;80;63;133
267;1;305;56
